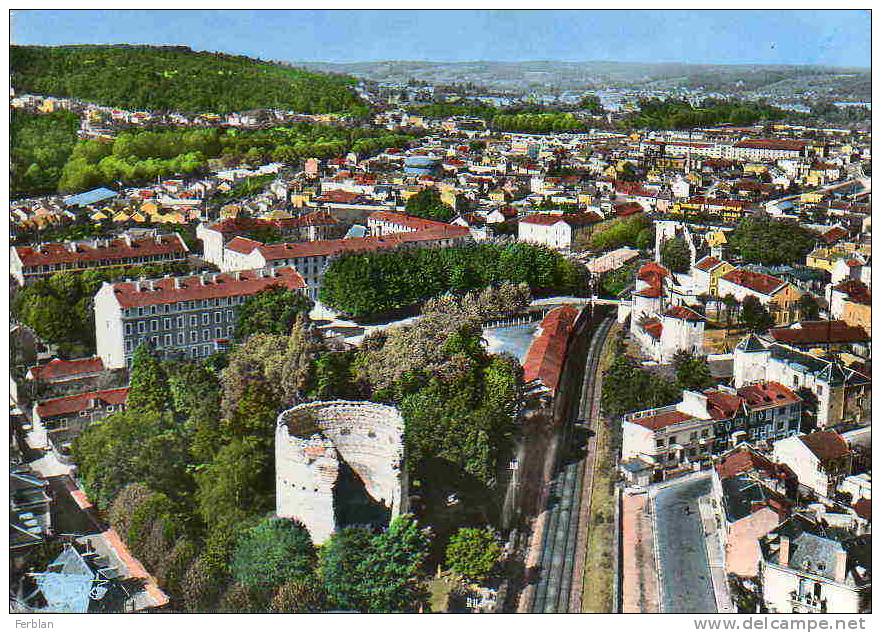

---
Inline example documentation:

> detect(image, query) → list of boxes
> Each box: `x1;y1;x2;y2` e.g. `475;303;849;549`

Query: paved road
653;473;717;614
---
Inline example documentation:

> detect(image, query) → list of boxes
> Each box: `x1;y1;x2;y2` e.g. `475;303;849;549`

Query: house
718;268;802;326
730;139;807;162
32;387;129;457
93;268;307;369
759;515;870;613
772;431;852;501
10;233;190;285
691;256;735;298
522;305;581;398
517;212;602;251
766;321;870;359
733;334;871;429
622;382;801;478
826;280;871;336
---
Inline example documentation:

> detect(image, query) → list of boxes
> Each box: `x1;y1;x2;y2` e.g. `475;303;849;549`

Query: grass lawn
581;322;623;613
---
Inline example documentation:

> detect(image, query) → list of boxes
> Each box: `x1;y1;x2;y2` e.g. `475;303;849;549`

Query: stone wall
275;400;407;544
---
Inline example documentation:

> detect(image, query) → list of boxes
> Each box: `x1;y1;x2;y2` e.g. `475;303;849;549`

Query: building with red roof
94;267;306;369
26;357;105;384
772;430;853;500
522;305;580;396
32;387;129;455
11;233;189;286
517;212;602;251
731;139;807;161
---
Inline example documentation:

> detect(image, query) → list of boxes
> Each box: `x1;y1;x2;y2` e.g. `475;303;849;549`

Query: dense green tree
600;334;679;418
195;438;273;534
231;518;316;593
797;293;821;321
127;344;170;414
728;216;817;266
623;98;794;130
740;295;775;333
353;515;431;613
445;526;502;583
269;578;326;613
10;110;80;196
234;286;313;341
578;94;605;115
492;112;587;133
660;237;691;273
319;527;375;611
73;409;192;507
11;45;363;114
672;351;715;391
405;188;455;222
320;241;582;320
588;215;652;252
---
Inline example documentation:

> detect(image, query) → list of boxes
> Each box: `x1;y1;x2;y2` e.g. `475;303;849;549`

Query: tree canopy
10;110;79;197
319;241;583;320
660;236;691;273
405;187;455;222
445;526;502;583
234;285;313;341
231;518;317;592
11;45;363;114
728;216;818;266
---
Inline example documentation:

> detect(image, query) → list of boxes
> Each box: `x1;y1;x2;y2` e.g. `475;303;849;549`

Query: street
652;473;717;614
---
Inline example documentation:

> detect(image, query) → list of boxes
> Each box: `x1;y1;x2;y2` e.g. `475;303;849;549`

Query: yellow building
38;99;56;113
112;211;130;223
743;163;769;175
768;284;804;325
141;201;161;217
842;301;871;337
800;191;825;205
577;192;594;206
708;261;735;296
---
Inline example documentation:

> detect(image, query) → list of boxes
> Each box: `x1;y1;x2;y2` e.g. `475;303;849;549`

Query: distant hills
296;60;871;102
10;45;365;114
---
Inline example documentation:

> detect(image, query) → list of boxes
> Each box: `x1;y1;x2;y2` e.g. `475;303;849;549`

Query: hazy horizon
11;9;871;68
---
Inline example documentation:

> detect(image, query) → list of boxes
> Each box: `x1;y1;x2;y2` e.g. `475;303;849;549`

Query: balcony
789;591;826;613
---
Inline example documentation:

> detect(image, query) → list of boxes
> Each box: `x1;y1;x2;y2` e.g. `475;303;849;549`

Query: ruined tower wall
275;400;407;544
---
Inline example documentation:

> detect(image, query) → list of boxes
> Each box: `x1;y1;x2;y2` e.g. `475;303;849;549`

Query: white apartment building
728;139;807;162
94;267;306;369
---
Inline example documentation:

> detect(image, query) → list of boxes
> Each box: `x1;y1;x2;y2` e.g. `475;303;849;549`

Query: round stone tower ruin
275;400;408;544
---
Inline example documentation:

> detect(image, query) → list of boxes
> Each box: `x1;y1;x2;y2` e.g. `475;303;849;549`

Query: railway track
530;315;614;613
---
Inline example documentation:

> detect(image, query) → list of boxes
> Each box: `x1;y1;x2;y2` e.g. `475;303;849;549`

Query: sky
10;9;871;68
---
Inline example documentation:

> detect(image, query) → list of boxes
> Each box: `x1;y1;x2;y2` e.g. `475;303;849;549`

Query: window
668;436;677;445
125;323;133;335
203;329;210;341
177;332;185;345
216;327;223;339
137;321;145;334
163;318;171;330
190;331;197;343
150;320;158;332
150;336;158;346
817;385;823;396
190;315;198;327
177;316;184;328
701;428;709;438
226;310;234;322
214;311;222;324
656;439;665;448
164;334;172;347
227;325;234;337
202;313;209;325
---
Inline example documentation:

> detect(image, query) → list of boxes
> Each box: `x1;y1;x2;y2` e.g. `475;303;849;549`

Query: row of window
656;418;797;449
25;252;183;275
125;343;217;368
125;326;234;352
125;310;235;335
124;295;245;317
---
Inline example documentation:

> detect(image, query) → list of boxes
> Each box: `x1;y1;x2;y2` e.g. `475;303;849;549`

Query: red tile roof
800;431;850;465
14;234;188;267
688;197;748;209
768;321;869;346
522;305;580;395
637;261;670;282
614;202;644;217
663;305;705;322
833;280;871;305
704;390;743;421
225;236;264;254
733;139;806;151
630;409;692;431
715;445;795;481
721;269;786;297
109;268;306;309
209;212;340;238
642;318;663;339
738;381;800;411
316;190;366;204
853;498;871;521
36;388;128;419
694;256;724;272
27;357;105;382
820;227;849;244
520;212;601;227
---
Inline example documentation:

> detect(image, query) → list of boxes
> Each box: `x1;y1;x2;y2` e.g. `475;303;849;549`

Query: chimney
134;280;142;293
173;277;181;290
67;242;78;253
234;271;241;281
124;234;132;247
778;535;790;566
147;280;155;291
834;549;848;583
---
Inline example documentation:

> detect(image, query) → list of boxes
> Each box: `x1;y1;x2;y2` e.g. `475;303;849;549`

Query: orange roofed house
718;268;803;325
